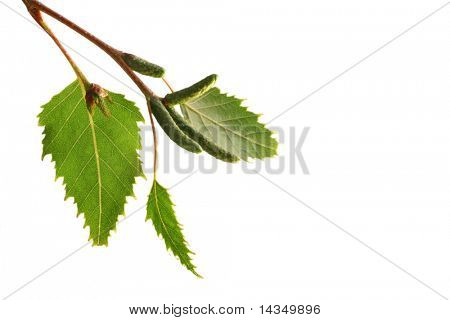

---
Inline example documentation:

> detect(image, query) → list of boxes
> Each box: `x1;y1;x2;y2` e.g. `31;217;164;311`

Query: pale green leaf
39;80;144;246
146;180;200;277
180;88;278;160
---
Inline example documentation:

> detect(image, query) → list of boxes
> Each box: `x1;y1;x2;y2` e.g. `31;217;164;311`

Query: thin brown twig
23;0;156;99
23;4;89;90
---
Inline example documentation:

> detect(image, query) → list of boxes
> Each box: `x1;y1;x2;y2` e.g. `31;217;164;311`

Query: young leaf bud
85;83;111;116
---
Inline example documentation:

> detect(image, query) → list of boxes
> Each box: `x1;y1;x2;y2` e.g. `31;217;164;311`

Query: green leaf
146;180;200;277
39;80;144;246
166;105;239;163
180;88;278;160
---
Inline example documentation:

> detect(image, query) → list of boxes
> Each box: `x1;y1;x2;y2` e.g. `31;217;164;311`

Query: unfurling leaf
39;80;144;245
180;88;278;161
146;180;200;277
163;74;217;107
122;53;165;78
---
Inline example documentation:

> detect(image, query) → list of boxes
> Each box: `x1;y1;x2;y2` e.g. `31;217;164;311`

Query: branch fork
22;0;170;177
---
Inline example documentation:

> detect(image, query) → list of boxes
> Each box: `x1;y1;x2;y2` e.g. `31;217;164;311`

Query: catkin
149;97;202;153
163;74;217;106
122;53;165;78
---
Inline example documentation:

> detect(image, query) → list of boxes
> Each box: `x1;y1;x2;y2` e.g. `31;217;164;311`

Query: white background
0;0;449;319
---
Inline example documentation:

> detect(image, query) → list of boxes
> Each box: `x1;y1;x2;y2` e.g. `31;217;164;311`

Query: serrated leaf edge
38;82;145;246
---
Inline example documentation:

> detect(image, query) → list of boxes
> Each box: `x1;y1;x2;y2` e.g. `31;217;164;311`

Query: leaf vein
58;124;90;170
94;124;140;173
40;84;79;122
66;153;95;195
46;97;84;148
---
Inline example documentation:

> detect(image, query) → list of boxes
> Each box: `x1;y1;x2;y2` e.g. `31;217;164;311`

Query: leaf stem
147;101;158;179
23;2;89;91
162;77;175;93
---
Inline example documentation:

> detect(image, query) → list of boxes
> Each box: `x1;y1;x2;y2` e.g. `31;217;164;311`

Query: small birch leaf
180;88;278;161
39;80;144;246
146;180;200;277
